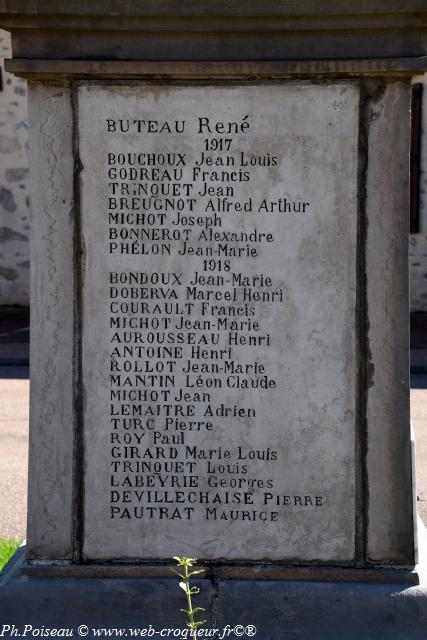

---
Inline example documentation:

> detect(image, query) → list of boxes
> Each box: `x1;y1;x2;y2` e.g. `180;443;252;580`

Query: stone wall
410;74;427;313
0;29;29;307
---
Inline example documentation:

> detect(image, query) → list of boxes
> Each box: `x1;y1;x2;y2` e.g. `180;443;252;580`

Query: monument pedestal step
2;544;427;640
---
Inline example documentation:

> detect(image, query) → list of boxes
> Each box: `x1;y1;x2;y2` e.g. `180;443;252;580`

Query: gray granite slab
365;80;414;565
26;82;75;560
78;83;359;562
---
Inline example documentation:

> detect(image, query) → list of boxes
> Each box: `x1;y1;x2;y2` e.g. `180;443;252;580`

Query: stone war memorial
1;1;427;638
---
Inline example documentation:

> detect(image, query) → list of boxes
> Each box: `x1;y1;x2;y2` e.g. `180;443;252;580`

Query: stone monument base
1;522;427;640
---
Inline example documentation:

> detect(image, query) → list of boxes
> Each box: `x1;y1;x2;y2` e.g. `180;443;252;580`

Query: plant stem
184;563;196;629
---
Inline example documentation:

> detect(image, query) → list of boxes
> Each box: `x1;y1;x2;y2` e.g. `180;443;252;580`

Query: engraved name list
79;84;359;561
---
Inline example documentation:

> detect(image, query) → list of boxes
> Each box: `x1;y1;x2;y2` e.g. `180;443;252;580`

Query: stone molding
0;1;426;62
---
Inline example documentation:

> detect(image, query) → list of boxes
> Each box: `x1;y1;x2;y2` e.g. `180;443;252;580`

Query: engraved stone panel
79;83;359;562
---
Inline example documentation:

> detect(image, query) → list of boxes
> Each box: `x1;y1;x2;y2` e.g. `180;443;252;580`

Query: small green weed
174;557;206;635
0;538;21;571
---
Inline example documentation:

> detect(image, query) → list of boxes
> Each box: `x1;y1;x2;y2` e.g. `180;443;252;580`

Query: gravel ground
0;369;28;540
412;374;427;526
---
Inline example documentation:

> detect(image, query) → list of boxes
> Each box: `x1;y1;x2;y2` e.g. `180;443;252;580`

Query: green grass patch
0;538;21;571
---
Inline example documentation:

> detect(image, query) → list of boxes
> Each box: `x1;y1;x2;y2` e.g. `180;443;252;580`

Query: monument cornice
5;57;427;80
0;0;426;19
0;1;426;64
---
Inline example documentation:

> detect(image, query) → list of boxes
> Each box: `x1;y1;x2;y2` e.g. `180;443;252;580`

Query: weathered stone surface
0;265;17;280
410;72;427;313
0;548;213;629
0;186;17;211
365;81;414;565
0;29;30;305
0;226;27;242
0;6;424;639
2;543;427;640
79;82;359;562
5;167;29;182
2;1;427;63
217;577;427;640
26;83;75;560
